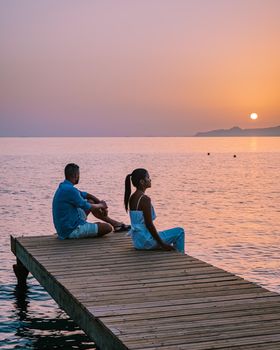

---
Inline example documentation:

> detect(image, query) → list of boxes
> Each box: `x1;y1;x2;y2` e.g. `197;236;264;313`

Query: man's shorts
68;208;99;239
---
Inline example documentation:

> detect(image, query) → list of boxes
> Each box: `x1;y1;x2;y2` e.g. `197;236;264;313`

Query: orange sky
0;0;279;136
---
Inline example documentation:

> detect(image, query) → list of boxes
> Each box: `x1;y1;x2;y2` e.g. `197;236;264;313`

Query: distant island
195;125;280;137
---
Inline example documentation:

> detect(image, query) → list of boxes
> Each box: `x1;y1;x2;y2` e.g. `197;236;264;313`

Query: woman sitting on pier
124;168;185;253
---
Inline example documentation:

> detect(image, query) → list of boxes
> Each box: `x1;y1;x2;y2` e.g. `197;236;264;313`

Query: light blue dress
128;196;185;253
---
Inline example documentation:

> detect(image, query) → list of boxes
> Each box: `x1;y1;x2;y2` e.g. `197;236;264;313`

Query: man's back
52;180;91;239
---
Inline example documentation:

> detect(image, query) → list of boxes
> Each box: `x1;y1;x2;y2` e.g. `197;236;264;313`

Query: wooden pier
11;234;280;350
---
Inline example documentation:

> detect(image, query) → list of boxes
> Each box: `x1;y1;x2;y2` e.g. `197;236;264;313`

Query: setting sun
250;113;258;120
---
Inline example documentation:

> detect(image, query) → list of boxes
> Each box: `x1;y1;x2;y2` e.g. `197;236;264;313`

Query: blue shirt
52;180;92;239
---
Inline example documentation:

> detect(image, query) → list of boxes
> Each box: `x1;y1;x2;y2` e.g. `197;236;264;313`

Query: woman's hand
141;196;175;252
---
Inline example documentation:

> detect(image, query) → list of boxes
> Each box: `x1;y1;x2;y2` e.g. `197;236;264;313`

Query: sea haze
0;137;279;350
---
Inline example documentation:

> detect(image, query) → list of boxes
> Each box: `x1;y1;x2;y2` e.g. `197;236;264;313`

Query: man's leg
68;221;113;239
96;223;114;236
92;209;123;228
86;199;126;229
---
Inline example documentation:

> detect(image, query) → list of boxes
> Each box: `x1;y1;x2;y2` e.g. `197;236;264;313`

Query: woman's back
129;192;145;211
129;194;156;226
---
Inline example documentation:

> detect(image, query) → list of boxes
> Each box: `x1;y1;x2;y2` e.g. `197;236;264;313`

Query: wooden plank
11;234;280;350
131;333;280;350
70;281;258;295
10;236;128;350
66;278;252;293
89;294;280;317
134;333;280;349
77;286;264;305
96;303;280;323
108;314;280;336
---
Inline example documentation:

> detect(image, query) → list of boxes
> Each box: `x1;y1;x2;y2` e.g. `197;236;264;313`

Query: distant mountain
195;125;280;137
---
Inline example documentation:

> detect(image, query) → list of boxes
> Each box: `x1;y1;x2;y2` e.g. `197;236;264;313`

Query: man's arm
85;193;101;204
69;188;106;212
79;191;102;204
79;191;108;216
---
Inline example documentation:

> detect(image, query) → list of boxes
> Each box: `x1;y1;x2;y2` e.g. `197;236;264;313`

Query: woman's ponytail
124;174;132;212
124;168;148;212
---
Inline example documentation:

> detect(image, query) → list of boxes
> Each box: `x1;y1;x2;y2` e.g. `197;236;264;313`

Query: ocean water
0;137;279;349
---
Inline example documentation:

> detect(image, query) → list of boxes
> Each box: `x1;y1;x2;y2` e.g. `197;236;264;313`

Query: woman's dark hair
64;163;79;180
124;168;148;212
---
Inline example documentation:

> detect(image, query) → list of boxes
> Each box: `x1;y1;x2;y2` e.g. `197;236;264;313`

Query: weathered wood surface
11;234;280;350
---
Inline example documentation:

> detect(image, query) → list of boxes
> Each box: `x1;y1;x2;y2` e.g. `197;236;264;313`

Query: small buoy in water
233;154;236;158
207;152;210;156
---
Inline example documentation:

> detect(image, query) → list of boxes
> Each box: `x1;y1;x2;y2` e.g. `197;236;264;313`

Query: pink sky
0;0;279;136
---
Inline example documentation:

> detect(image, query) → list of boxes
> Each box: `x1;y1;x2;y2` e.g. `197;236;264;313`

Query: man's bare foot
113;223;131;233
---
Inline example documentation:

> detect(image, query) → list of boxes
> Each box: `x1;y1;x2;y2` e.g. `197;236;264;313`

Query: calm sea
0;137;279;349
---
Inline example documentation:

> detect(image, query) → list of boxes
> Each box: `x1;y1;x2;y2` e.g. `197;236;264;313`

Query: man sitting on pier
52;163;129;239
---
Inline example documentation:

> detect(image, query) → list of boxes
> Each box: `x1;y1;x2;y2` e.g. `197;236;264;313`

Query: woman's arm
141;196;174;251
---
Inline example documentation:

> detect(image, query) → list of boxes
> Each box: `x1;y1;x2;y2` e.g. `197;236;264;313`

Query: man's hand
90;200;109;218
97;200;108;210
99;200;108;216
